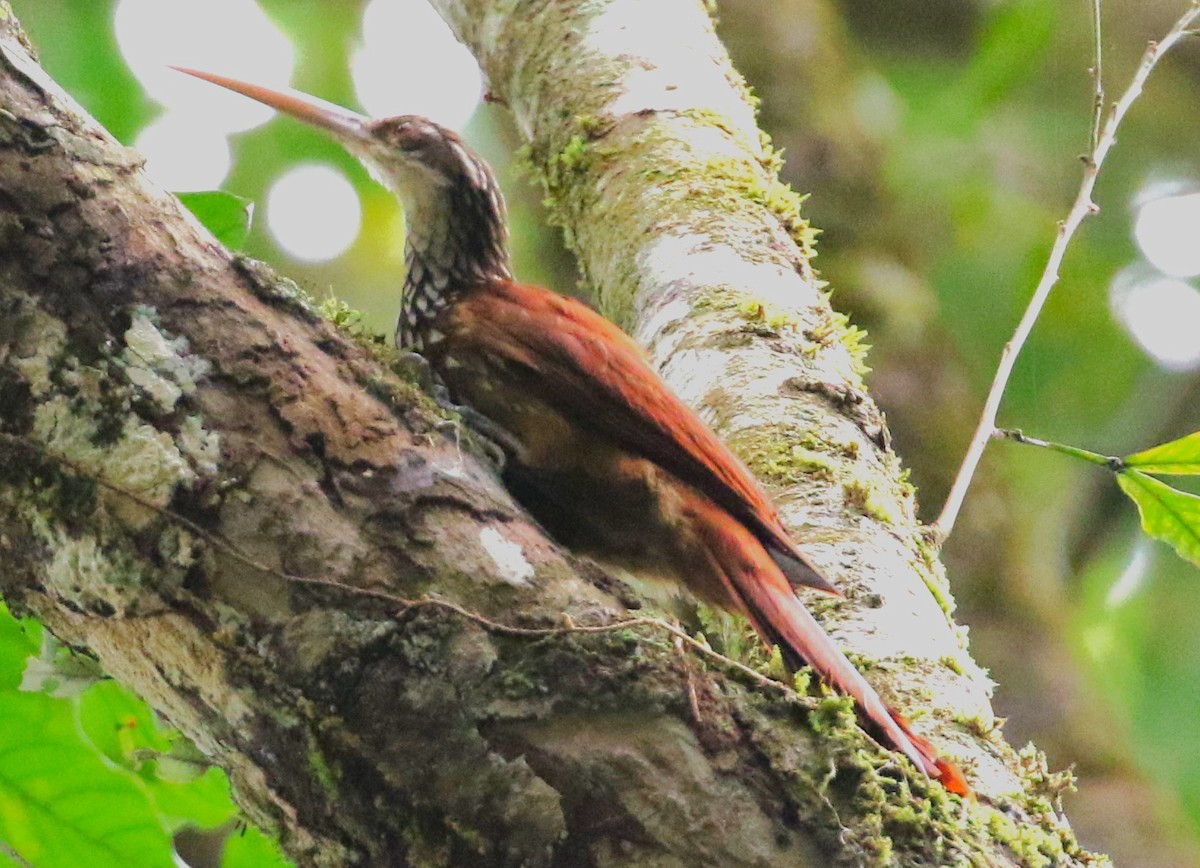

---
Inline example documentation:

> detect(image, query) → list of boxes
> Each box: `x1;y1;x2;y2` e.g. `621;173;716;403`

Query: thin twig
1089;0;1105;153
0;842;33;868
930;3;1200;544
994;427;1115;467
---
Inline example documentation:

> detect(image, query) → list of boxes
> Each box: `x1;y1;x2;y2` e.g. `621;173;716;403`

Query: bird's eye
395;129;422;152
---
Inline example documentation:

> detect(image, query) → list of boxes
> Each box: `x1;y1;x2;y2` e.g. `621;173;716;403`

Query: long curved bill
171;66;372;144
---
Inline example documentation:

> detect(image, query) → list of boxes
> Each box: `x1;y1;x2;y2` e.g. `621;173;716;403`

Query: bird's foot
395;352;450;403
397;353;517;471
441;406;518;472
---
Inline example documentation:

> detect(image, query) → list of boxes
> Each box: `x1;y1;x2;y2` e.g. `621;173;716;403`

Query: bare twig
930;3;1200;543
1089;0;1105;152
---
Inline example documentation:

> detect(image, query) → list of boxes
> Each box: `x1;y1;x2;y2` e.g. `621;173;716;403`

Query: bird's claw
453;405;519;472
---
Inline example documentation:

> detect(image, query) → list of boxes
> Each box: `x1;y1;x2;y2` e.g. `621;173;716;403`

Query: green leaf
146;766;237;832
0;605;40;692
1124;430;1200;476
77;680;172;768
0;691;175;867
20;633;104;698
177;191;255;250
77;682;234;830
1117;470;1200;567
0;606;244;855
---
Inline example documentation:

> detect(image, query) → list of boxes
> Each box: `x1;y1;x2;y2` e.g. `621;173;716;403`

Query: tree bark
0;2;1101;866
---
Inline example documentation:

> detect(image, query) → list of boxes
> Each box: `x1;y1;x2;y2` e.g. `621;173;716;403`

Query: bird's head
362;115;495;199
174;67;511;345
172;68;495;218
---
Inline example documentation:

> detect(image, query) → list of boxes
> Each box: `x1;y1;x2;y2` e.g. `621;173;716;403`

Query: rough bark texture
0;2;1102;866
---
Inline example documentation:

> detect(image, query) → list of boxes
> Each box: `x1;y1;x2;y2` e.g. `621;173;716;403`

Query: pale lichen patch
6;298;221;521
6;295;68;396
33;395;194;513
39;530;158;616
162;527;200;569
178;414;221;476
122;308;211;413
479;527;535;587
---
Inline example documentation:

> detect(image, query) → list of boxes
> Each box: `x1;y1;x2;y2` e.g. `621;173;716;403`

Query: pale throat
385;166;512;350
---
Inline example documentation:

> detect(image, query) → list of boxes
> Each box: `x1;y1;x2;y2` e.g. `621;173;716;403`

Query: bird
175;67;969;796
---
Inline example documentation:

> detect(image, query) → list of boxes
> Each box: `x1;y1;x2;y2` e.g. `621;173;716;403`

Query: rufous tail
691;499;971;796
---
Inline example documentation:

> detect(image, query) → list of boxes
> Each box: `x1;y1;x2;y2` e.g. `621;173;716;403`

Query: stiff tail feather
692;500;970;796
887;709;971;797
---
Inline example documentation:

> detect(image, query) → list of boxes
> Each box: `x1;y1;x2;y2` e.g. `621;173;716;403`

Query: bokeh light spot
115;0;292;134
134;112;231;191
351;0;483;129
1135;191;1200;278
266;165;361;263
1110;266;1200;371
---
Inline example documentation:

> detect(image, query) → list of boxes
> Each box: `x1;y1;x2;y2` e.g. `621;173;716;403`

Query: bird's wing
450;281;836;594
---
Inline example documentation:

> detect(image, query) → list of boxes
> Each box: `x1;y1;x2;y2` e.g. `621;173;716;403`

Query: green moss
842;474;901;525
308;747;339;798
811;693;858;735
696;153;817;259
694;603;771;670
780;728;977;866
806;300;873;380
1015;744;1078;812
736;297;800;332
653;116;819;259
904;540;959;618
727;424;850;489
317;294;366;331
773;444;838;484
526;105;825;327
677;107;746;142
318;295;404;364
939;654;964;676
572;113;607;138
691;286;803;335
553;134;591;173
790;666;813;694
983;809;1067;867
836;317;873;378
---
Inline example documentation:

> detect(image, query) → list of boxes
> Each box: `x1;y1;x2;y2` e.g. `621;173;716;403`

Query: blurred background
8;0;1200;864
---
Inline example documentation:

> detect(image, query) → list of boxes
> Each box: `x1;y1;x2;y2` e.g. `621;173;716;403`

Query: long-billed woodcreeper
178;68;968;796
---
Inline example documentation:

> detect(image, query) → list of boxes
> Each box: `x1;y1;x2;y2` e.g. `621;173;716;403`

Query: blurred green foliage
813;0;1200;853
0;603;291;867
17;0;156;141
178;191;255;249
